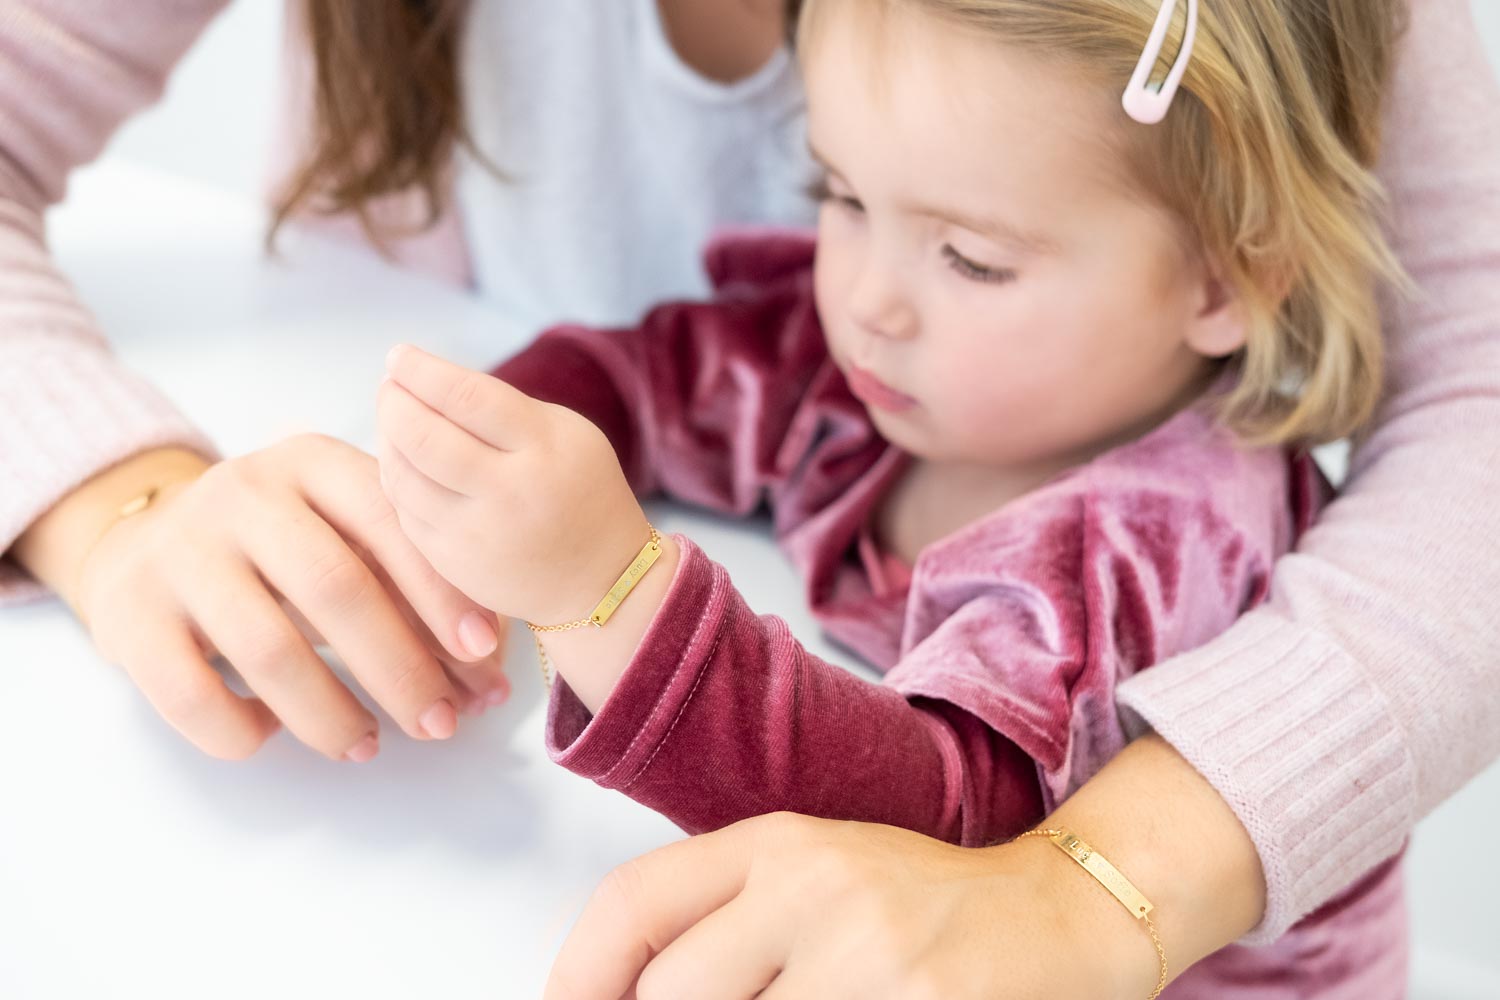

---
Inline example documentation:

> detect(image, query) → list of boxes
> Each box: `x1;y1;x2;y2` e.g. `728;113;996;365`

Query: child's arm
373;347;1040;846
543;536;1045;846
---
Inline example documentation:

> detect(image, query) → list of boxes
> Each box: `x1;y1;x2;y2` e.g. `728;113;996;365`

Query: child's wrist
530;532;681;714
528;515;657;626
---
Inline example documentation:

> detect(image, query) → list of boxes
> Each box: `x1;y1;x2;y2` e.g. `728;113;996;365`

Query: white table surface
2;163;1496;999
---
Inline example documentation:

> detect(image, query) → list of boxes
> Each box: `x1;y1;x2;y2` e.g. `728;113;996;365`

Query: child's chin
868;408;928;449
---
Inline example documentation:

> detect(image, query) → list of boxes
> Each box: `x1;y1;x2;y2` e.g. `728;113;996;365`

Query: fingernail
458;611;499;659
342;733;379;763
483;684;510;709
419;699;458;740
386;344;412;371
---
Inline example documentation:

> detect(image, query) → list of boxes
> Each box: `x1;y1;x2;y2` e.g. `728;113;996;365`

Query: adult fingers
119;616;282;760
362;564;513;712
291;435;503;664
239;497;460;743
376;378;492;496
385;343;539;450
545;819;768;1000
632;892;785;1000
175;549;382;759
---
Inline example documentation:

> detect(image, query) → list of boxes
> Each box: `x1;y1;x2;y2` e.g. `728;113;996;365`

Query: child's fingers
385;343;538;451
377;432;466;527
376;379;492;496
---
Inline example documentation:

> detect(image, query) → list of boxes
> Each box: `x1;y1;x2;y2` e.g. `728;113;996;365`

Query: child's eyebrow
807;141;1060;256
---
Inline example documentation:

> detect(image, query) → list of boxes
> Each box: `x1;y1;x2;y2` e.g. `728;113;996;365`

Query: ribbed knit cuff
0;333;216;601
1116;609;1416;946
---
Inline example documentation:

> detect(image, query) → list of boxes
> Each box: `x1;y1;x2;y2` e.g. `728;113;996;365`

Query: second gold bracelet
1017;827;1169;1000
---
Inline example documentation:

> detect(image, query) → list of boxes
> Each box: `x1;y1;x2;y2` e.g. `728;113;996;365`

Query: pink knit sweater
1;0;1496;946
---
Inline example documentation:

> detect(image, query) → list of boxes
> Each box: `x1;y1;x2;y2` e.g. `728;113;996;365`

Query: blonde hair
798;0;1409;445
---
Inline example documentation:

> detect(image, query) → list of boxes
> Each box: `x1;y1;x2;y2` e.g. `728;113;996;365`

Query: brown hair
273;0;809;249
269;0;474;248
801;0;1409;445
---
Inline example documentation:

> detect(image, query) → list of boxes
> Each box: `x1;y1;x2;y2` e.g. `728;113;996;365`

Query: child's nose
846;253;918;341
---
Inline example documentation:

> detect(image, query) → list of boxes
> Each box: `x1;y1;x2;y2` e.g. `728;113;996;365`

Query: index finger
384;344;536;450
545;821;762;1000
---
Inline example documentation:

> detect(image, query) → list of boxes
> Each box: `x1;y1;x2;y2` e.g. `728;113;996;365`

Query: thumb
544;816;771;1000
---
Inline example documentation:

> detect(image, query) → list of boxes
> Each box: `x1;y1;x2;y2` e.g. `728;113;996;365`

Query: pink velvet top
496;232;1407;999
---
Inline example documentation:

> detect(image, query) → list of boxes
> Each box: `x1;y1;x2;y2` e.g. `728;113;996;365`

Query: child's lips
846;365;919;412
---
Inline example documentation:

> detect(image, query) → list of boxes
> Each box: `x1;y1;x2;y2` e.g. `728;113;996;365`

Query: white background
30;1;1500;996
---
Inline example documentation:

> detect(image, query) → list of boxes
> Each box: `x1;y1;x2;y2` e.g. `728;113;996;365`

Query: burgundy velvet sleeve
546;537;1044;847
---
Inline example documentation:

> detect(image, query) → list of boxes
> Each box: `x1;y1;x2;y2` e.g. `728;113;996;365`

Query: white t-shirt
458;0;819;333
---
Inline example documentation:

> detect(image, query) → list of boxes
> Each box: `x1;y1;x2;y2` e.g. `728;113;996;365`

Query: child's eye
942;244;1016;285
807;176;864;214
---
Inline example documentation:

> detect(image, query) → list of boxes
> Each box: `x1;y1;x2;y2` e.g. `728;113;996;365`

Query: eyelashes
941;244;1017;285
809;174;1017;286
806;175;863;212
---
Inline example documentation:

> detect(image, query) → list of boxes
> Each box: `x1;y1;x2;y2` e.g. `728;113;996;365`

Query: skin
14;438;512;762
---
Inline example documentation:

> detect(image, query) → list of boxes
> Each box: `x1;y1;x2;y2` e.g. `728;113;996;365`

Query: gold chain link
525;524;663;688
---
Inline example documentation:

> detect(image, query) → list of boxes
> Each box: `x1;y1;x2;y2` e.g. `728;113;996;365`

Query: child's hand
376;344;652;626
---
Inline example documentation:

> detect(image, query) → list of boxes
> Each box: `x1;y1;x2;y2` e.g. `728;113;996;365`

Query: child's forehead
802;1;1138;201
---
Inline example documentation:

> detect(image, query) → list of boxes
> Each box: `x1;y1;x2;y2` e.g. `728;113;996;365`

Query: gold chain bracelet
524;524;663;687
1017;828;1168;1000
71;484;179;626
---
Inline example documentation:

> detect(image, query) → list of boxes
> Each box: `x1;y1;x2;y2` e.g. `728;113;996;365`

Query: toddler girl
376;0;1407;994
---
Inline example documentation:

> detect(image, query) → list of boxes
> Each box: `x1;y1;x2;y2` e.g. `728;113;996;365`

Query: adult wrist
12;446;212;608
1010;829;1166;1000
1038;733;1267;982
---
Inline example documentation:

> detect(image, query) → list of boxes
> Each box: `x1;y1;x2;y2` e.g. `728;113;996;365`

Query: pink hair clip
1122;0;1199;125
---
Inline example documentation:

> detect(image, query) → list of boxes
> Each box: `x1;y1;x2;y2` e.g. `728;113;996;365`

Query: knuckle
403;421;438;463
444;373;484;419
236;626;307;681
303;550;375;612
155;671;221;728
194;457;247;500
596;859;651;924
287;431;337;457
384;653;435;704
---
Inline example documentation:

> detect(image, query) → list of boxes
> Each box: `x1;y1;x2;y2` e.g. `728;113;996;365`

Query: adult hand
545;812;1143;1000
61;435;511;761
545;735;1268;1000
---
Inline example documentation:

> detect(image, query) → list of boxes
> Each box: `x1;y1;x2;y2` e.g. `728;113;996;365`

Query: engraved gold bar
1053;831;1154;919
587;537;664;626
